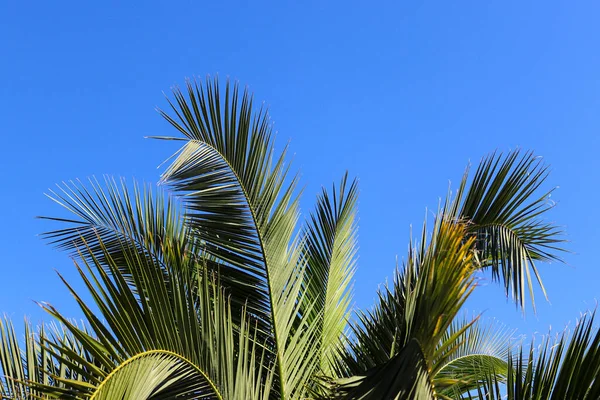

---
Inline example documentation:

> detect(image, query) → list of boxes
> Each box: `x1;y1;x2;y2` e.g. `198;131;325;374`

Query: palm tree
0;77;595;399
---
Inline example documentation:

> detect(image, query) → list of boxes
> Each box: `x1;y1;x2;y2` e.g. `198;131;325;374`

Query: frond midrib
89;349;223;400
436;353;508;375
178;138;287;399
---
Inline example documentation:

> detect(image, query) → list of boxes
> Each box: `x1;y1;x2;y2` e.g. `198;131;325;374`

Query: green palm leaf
0;318;96;399
303;172;358;376
2;75;575;400
40;177;187;279
433;317;513;398
29;232;273;399
445;150;565;309
332;220;478;398
329;339;434;400
462;311;600;400
69;351;219;400
156;78;318;399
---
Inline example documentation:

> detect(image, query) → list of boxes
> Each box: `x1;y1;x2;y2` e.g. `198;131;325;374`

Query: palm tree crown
0;77;596;400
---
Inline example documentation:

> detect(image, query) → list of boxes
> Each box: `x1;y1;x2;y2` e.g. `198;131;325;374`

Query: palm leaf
0;318;96;399
332;220;478;398
461;310;600;399
84;351;220;400
302;172;358;376
28;231;274;399
34;236;272;399
445;150;565;309
433;317;513;397
40;177;186;278
156;77;318;399
328;339;434;400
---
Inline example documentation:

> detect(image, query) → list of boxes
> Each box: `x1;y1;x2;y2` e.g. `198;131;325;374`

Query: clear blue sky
1;1;599;340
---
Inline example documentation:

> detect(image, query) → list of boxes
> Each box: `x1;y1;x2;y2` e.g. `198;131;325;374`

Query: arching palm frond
40;178;188;285
87;351;216;400
155;77;317;399
444;150;566;309
433;317;514;398
39;179;259;342
302;172;359;377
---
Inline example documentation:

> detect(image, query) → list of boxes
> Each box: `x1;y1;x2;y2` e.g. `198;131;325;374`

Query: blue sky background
1;1;599;341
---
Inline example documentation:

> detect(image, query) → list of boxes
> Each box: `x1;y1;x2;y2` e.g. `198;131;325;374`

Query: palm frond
41;177;186;277
433;317;514;397
29;231;274;399
40;178;266;350
444;150;566;309
0;318;42;399
461;310;600;399
157;77;317;399
303;172;358;376
332;220;477;398
88;351;219;400
0;317;96;400
328;339;434;400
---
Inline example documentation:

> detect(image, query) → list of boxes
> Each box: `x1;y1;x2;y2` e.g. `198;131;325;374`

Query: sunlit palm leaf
433;317;513;397
303;172;358;376
0;318;44;399
0;318;95;399
84;351;219;400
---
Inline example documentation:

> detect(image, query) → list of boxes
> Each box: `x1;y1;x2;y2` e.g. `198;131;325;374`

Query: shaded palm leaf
327;339;434;400
333;220;477;398
157;77;318;399
445;150;565;309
